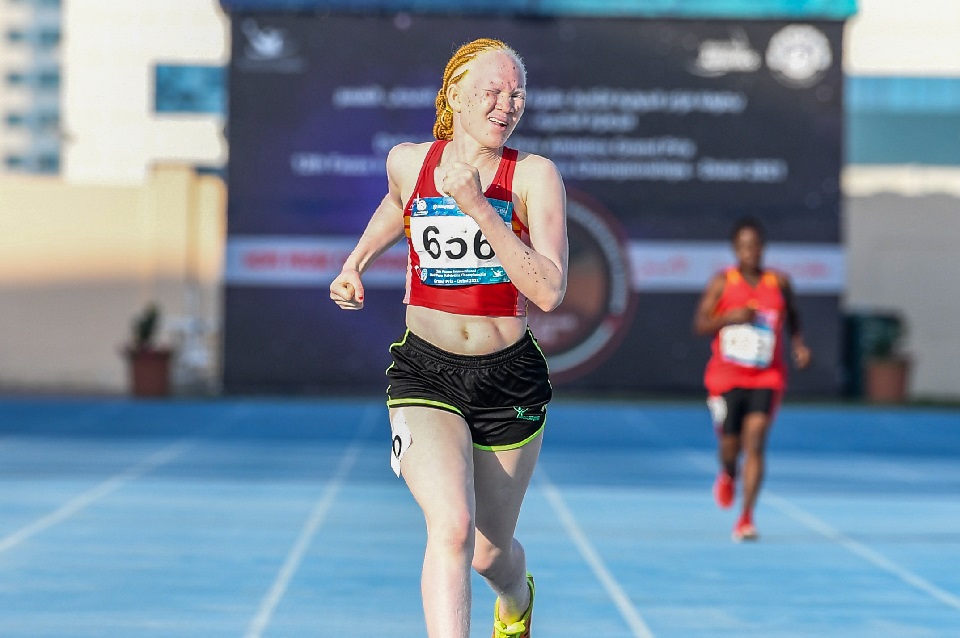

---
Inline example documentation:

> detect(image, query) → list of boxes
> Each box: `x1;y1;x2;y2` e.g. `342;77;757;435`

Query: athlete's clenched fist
330;268;365;310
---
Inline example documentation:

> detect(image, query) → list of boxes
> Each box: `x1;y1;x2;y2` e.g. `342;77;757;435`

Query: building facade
0;0;62;174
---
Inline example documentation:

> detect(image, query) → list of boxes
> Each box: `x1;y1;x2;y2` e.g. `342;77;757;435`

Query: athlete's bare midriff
405;305;527;356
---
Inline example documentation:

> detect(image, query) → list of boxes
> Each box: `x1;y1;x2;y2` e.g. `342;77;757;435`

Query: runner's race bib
410;196;513;286
719;311;777;368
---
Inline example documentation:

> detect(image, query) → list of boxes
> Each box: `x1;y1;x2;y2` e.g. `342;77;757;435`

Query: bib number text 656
422;226;496;261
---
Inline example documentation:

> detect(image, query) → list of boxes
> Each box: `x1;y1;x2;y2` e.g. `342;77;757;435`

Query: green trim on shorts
473;420;546;452
389;330;410;351
526;327;552;381
386;397;464;416
384;330;405;399
385;330;410;376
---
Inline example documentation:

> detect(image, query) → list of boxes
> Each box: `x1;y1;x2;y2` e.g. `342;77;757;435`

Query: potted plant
124;303;173;397
863;313;910;404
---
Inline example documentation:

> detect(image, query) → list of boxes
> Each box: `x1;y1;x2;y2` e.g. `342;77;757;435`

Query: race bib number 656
410;196;514;287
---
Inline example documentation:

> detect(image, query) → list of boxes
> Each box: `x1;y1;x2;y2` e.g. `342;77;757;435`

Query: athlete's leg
472;432;543;623
393;406;476;638
719;432;740;478
739;411;772;516
707;388;745;479
707;392;740;509
709;391;742;478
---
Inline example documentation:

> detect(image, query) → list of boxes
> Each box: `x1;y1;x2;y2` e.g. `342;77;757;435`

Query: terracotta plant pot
126;347;173;397
865;357;910;404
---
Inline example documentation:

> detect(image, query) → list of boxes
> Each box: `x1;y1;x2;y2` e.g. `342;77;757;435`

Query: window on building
4;155;25;169
37;154;59;173
5;28;61;48
37;28;61;48
155;64;226;115
5;0;62;8
4;113;26;126
5;71;60;89
37;70;60;89
36;110;59;128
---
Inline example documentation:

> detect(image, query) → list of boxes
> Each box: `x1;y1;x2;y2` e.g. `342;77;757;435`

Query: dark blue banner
223;14;846;395
219;0;857;19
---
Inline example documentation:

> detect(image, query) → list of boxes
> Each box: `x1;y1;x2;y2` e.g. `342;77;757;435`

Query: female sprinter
330;38;567;638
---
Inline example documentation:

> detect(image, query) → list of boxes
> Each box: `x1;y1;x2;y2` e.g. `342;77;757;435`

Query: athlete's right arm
693;273;754;335
330;145;411;310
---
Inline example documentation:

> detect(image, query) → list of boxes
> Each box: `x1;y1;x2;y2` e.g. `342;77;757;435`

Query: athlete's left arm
778;272;811;369
445;155;568;311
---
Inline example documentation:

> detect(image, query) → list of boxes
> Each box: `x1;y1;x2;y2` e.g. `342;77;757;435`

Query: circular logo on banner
765;25;832;88
527;192;636;384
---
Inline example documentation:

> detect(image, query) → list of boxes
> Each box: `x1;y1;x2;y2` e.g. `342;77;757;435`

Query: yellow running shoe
492;573;535;638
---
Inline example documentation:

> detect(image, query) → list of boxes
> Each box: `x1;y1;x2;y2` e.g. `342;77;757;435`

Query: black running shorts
707;387;782;436
386;328;551;451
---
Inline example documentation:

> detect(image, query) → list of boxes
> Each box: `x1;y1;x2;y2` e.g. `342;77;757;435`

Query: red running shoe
713;471;735;509
732;517;760;542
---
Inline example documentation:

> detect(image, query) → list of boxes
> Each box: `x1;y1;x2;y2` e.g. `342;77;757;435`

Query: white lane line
626;410;960;612
0;405;248;555
243;407;376;638
764;493;960;611
0;439;193;554
536;466;657;638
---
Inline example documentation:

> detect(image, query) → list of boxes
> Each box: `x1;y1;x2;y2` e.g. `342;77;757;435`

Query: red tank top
704;268;788;394
402;140;529;317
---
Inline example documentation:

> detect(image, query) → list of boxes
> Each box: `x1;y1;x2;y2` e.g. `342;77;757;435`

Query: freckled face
455;51;526;146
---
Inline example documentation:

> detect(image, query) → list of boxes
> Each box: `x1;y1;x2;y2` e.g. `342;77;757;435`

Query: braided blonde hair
433;38;524;141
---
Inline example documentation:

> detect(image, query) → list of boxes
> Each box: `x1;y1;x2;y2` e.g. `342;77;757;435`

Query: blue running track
0;398;958;637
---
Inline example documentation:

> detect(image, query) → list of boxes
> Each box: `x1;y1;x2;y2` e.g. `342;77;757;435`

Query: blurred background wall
0;165;225;392
0;0;227;394
842;0;960;400
0;0;957;400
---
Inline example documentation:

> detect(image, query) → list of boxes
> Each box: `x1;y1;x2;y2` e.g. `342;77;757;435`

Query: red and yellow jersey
704;268;788;394
402;140;529;317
